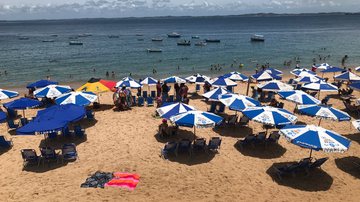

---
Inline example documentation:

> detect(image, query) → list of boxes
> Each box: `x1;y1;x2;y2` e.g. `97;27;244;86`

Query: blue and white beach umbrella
302;80;338;91
140;77;158;86
280;125;350;153
257;80;293;92
34;85;72;98
116;77;142;88
161;76;187;84
0;89;19;100
223;72;249;81
320;66;344;73
210;76;237;87
242;106;298;126
170;110;223;129
202;87;230;101
55;91;98;106
297;104;350;122
334;71;360;82
355;66;360;72
278;90;321;105
251;71;282;82
294;75;323;83
185;73;210;84
317;63;331;70
265;68;283;75
349;82;360;91
218;93;261;112
156;102;195;119
290;68;315;76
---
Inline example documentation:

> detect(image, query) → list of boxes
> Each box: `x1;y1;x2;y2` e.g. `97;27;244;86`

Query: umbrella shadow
335;156;360;179
213;126;253;138
234;141;286;159
154;128;196;143
266;162;333;191
74;119;98;129
0;148;11;156
343;133;360;144
39;135;87;150
189;93;203;100
167;151;216;166
91;104;114;112
23;161;70;173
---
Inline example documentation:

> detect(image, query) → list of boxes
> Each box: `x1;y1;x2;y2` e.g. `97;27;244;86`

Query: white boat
147;48;162;53
18;36;29;40
195;41;207;46
177;40;191;46
205;39;220;43
78;33;92;37
42;39;55;42
151;37;163;42
108;35;119;38
251;34;265;42
192;35;200;39
69;41;83;45
167;32;181;38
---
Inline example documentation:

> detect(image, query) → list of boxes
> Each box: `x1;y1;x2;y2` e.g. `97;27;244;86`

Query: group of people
113;85;132;111
155;81;190;107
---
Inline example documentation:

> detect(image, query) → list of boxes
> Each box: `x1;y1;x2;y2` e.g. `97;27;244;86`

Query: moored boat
251;34;265;42
205;39;220;43
177;40;191;46
147;48;162;53
42;39;55;42
195;41;207;46
167;32;181;38
18;36;29;40
69;41;83;45
108;35;119;38
192;35;200;39
151;37;163;42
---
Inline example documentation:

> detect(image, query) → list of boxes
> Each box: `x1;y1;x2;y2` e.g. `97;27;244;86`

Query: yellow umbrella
77;78;114;103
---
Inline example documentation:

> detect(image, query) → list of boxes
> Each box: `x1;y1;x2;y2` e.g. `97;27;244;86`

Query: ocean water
0;14;360;87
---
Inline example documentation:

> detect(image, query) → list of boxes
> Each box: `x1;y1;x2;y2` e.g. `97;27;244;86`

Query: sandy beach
1;73;360;202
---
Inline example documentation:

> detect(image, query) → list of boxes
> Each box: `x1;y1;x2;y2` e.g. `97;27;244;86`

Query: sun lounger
47;132;58;139
287;78;294;84
86;110;95;121
7;119;19;130
274;159;311;180
168;95;174;102
207;137;222;152
307;157;328;171
137;97;144;106
343;101;360;116
21;149;40;168
6;108;17;119
208;102;217;113
62;126;71;137
147;97;154;107
255;132;266;144
0;135;13;149
150;91;156;98
160;142;178;159
309;92;317;97
177;139;192;155
19;118;29;126
217;103;226;114
195;84;201;92
238;116;249;127
74;125;85;138
62;143;78;162
40;147;59;165
266;131;280;144
226;86;233;93
193;138;206;152
277;102;284;108
132;96;137;106
142;91;148;98
237;134;256;148
295;84;302;90
263;92;275;102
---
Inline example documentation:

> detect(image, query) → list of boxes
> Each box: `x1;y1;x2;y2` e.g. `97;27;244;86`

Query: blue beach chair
6;108;17;119
0;135;13;149
177;139;192;155
74;125;85;138
150;91;156;98
142;91;148;99
217;103;226;113
132;96;137;106
168;95;174;102
138;97;144;106
86;110;95;121
7;119;19;130
160;142;178;159
40;147;59;165
195;84;201;92
62;143;78;162
226;86;233;93
147;97;154;106
21;149;40;168
208;102;217;113
208;137;222;152
20;118;28;126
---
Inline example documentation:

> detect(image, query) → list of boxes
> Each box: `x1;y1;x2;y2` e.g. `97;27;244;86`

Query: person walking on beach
156;81;162;97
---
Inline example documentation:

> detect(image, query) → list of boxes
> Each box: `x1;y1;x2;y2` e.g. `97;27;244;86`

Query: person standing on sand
162;82;169;101
174;83;180;101
156;81;162;97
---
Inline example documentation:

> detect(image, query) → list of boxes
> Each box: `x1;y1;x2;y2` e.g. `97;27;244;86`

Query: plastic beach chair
208;137;222;151
195;84;201;92
168;95;174;102
132;96;137;106
177;139;192;155
0;135;13;149
143;91;148;99
307;157;328;170
74;125;85;138
62;143;78;162
217;103;225;113
147;97;154;107
21;149;40;168
7;119;19;130
20;118;28;126
160;142;178;159
138;97;144;106
193;138;206;152
6;108;17;119
150;91;156;98
266;131;280;144
40;147;59;165
86;110;95;121
208;102;217;113
237;134;256;148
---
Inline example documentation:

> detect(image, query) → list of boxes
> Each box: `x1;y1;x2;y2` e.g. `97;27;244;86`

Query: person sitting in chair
158;119;169;138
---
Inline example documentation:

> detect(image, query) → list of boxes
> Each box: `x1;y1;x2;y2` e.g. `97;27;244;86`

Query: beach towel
105;172;140;191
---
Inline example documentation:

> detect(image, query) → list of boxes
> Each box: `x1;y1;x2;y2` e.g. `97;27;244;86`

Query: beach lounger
86;110;95;121
177;139;192;155
277;102;284;108
20;118;29;126
343;101;360;116
6;108;17;119
306;157;328;172
226;115;238;126
7;119;19;130
238;116;249;127
195;84;201;92
207;137;222;152
263;92;274;102
259;92;266;101
150;91;156;98
255;132;266;144
62;143;78;162
193;138;206;152
309;92;317;97
137;97;144;106
160;142;178;159
217;103;226;114
274;158;311;179
62;126;71;137
47;132;58;139
74;125;85;138
147;97;154;107
237;134;256;148
266;131;280;144
287;78;294;84
40;147;59;165
208;102;217;113
0;135;13;149
142;91;148;98
21;149;40;168
132;96;137;106
295;84;302;90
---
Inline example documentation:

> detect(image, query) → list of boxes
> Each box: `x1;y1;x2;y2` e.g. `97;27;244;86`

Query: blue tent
16;118;68;135
37;104;85;123
26;80;58;89
3;98;42;110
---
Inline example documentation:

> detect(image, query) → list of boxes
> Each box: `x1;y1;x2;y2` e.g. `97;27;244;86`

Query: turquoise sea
0;14;360;87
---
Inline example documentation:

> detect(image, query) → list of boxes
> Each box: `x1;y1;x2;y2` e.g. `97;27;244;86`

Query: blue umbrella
349;82;360;91
34;84;72;98
297;104;350;126
116;77;142;88
290;68;315;76
3;98;42;110
55;91;97;106
257;80;293;92
266;68;283;75
210;76;237;87
26;80;58;89
242;106;298;126
36;104;86;123
280;124;351;157
202;87;230;101
223;72;249;81
0;89;19;100
334;71;360;82
0;111;6;123
140;77;158;86
251;71;282;81
161;76;186;84
218;93;260;112
302;80;338;92
16;118;68;135
156;102;195;119
320;66;344;73
278;90;321;105
185;74;210;84
294;75;323;83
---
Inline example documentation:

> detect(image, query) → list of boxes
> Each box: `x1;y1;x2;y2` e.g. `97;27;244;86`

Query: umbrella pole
246;78;251;96
23;110;25;118
294;103;298;113
318;90;321;99
318;118;322;126
193;127;196;139
309;149;313;158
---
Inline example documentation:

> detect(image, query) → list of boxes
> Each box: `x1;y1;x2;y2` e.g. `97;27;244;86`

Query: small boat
50;34;58;37
195;41;207;46
68;36;78;40
151;37;163;42
167;32;181;38
192;36;200;39
251;34;265;42
136;34;143;36
177;40;191;46
42;39;55;42
205;39;220;43
108;35;119;38
18;36;29;40
137;38;144;41
69;41;83;45
78;33;92;37
147;48;162;53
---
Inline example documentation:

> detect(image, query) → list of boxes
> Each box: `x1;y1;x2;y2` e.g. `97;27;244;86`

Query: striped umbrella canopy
140;77;158;86
170;110;223;129
290;68;315;76
265;68;283;75
317;63;331;70
349;82;360;91
202;87;230;101
161;76;186;84
223;72;249;81
55;91;98;106
352;120;360;131
257;80;293;92
0;89;19;100
278;90;321;105
251;71;282;82
302;80;338;91
320;66;344;73
185;73;210;84
280;124;351;155
297;104;350;124
242;106;298;126
116;77;142;88
26;79;58;89
156;102;195;119
334;71;360;82
355;66;360;72
77;78;113;93
210;76;237;87
294;75;323;83
34;85;71;98
218;93;261;112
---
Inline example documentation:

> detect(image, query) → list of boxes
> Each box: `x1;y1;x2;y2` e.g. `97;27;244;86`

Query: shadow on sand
167;151;216;166
39;135;87;150
335;156;360;179
234;141;286;159
343;133;360;144
92;104;114;112
266;162;333;191
213;126;253;138
154;128;196;143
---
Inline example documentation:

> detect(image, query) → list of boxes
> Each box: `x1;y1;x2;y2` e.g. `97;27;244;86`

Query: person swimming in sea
106;71;109;77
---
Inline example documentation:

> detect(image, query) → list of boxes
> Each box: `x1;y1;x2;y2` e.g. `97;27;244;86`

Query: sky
0;0;359;20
